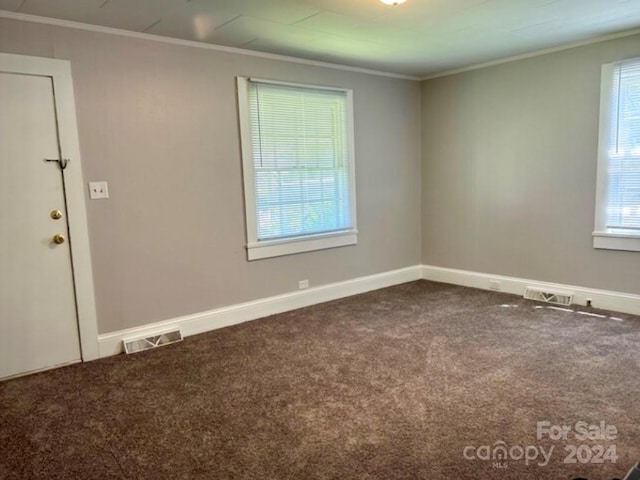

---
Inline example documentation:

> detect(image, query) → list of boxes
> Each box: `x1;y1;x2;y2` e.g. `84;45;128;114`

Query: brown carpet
1;280;639;480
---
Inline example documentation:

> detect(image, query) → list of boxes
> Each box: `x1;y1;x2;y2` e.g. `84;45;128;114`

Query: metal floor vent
524;287;573;306
123;329;183;354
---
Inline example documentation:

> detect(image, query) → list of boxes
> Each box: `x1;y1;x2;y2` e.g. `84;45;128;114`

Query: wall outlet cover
88;181;109;199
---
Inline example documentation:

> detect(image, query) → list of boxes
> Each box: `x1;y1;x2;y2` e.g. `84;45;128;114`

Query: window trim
237;76;358;261
593;58;640;252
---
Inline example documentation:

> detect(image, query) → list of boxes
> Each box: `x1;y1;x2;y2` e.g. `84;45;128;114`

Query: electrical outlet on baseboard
298;280;309;290
489;280;502;291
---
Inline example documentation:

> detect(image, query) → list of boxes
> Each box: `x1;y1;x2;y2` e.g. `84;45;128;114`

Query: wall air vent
123;329;183;354
524;287;573;307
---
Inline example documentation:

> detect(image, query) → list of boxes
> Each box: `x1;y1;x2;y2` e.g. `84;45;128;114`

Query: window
237;77;357;260
594;57;640;251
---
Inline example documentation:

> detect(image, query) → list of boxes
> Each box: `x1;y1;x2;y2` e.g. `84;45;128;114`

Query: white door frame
0;52;100;361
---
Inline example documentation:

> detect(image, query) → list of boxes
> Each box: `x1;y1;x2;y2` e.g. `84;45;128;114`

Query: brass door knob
51;209;63;220
53;234;65;244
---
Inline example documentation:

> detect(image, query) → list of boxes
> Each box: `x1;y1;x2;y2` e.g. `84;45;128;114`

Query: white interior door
0;72;81;380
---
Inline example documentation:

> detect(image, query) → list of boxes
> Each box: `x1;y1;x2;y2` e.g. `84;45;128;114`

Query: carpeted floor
1;280;639;480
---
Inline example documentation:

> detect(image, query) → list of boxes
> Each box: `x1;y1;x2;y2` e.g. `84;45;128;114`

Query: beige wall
421;33;640;295
5;14;638;335
0;17;422;333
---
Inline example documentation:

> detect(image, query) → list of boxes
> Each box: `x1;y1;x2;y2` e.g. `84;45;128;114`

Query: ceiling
2;0;640;77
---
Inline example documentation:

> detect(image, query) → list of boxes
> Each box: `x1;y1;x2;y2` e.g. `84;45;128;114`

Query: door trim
0;53;100;361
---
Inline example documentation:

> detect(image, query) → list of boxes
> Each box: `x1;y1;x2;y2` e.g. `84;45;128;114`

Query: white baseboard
421;264;640;316
97;265;422;358
98;264;640;358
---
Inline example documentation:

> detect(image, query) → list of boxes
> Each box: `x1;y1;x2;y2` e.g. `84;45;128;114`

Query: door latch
44;158;70;170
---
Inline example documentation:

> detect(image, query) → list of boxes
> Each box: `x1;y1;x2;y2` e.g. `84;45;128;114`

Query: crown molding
421;26;640;81
2;9;639;85
0;9;421;81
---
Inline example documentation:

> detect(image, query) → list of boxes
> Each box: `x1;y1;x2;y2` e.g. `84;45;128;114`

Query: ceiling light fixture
379;0;407;5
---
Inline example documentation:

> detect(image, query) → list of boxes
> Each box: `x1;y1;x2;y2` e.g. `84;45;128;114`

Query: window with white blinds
594;57;640;251
237;78;357;260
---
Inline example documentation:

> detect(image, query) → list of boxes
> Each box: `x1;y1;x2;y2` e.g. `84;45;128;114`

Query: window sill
247;230;358;260
593;231;640;252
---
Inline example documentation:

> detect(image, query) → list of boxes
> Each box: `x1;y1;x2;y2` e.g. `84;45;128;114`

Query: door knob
50;209;63;220
53;234;65;244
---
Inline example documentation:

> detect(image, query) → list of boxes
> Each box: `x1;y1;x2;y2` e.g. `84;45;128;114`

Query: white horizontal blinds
248;80;353;241
606;59;640;231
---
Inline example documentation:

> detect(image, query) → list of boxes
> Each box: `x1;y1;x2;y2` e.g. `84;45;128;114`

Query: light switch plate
88;181;109;199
